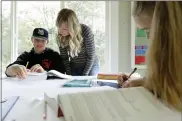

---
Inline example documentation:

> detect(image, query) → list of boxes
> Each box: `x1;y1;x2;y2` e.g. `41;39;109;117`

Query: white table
2;75;115;121
2;72;144;121
2;75;181;121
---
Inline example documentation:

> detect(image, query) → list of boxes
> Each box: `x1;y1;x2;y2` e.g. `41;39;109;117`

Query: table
2;72;143;121
2;75;114;121
2;75;181;121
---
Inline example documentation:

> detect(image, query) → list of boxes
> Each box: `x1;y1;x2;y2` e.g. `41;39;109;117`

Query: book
44;87;180;121
61;79;118;88
62;79;93;87
46;70;72;80
97;72;141;80
97;73;119;80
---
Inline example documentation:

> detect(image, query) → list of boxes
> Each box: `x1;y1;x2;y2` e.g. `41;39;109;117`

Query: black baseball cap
32;28;49;41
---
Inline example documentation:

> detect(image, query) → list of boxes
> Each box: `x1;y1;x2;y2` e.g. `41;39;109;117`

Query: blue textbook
62;79;93;87
62;79;119;88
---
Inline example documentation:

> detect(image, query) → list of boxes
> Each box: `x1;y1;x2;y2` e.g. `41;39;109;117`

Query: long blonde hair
56;8;83;57
133;1;182;112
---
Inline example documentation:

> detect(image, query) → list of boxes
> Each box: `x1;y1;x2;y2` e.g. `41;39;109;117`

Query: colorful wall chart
135;29;148;65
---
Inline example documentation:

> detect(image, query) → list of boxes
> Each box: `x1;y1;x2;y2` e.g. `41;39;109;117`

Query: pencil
43;101;47;120
25;61;29;68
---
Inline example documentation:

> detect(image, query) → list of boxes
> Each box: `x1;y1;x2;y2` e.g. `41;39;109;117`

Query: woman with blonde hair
56;8;99;76
118;1;182;112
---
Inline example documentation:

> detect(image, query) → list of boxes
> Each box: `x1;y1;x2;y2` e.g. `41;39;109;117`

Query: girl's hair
56;8;83;57
133;1;182;112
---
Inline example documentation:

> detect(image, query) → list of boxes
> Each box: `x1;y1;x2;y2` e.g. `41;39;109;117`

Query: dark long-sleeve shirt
5;48;65;76
59;24;98;76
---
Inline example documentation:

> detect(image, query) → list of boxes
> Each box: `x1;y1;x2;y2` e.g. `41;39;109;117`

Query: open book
44;87;181;121
47;70;72;79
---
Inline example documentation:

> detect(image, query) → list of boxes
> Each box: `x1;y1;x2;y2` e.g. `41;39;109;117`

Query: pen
127;67;137;80
25;61;29;68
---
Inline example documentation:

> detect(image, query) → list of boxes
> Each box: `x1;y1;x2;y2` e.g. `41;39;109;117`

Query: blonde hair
56;8;83;57
133;1;182;112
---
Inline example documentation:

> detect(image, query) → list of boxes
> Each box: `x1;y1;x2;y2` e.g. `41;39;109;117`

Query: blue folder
1;96;19;121
96;81;119;88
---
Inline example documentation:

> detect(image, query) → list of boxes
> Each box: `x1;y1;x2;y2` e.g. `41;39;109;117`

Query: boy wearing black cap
5;28;65;79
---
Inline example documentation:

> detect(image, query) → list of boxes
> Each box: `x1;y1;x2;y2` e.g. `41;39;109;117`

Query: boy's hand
30;64;44;73
11;65;27;79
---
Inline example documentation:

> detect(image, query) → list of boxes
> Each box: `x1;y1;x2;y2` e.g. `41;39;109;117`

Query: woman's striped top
59;24;98;75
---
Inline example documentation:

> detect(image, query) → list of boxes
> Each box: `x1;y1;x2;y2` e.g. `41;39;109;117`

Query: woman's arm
82;25;95;75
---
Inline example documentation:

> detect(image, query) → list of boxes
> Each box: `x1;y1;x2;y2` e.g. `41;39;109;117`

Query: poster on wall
135;29;148;66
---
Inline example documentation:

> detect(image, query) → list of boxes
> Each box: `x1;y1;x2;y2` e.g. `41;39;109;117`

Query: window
65;1;106;71
2;1;107;73
2;1;11;73
17;1;61;54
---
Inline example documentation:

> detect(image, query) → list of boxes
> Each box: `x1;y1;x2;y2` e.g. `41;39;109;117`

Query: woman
118;1;182;112
56;8;99;76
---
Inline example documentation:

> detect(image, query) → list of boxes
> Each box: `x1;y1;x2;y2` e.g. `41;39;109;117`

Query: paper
44;93;59;117
14;100;65;121
57;87;178;121
27;72;46;76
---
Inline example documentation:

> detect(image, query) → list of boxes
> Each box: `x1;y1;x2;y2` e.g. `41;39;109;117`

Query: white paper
27;71;46;76
14;100;65;121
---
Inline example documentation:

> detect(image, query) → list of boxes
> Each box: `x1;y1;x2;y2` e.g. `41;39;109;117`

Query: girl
56;8;99;76
118;1;182;112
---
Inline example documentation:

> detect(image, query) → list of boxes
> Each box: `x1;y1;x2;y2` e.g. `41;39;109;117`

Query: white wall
117;1;146;76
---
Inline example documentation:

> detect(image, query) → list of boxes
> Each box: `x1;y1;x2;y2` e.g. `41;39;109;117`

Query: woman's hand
117;74;145;88
117;73;129;86
122;79;145;88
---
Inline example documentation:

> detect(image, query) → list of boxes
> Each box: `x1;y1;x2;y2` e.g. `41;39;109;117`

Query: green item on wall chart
136;29;146;37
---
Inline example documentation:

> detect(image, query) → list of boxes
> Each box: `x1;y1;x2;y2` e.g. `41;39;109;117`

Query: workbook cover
62;79;93;87
62;79;119;88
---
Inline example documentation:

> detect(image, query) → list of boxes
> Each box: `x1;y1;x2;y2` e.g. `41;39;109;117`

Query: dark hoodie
5;47;65;76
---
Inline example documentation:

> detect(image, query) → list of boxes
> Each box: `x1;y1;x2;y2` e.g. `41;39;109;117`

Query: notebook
1;96;19;121
45;87;180;121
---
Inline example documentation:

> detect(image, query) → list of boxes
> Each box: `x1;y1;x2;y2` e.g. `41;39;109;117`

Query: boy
5;28;65;79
